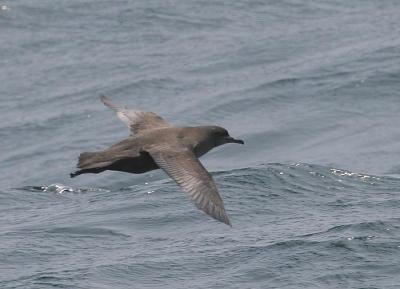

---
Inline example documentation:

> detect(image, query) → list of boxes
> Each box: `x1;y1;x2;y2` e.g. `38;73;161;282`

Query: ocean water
1;0;400;288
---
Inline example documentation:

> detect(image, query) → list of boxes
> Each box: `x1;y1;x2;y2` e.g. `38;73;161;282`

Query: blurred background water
1;1;400;288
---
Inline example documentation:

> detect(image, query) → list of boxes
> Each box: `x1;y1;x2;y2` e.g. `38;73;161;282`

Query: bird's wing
100;95;171;135
145;144;231;226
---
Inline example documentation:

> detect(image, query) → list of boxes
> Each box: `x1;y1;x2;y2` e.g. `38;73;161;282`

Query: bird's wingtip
99;94;120;111
215;209;232;227
99;94;108;103
224;217;232;227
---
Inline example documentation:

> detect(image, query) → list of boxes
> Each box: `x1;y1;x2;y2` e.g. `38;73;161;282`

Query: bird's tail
70;151;109;178
77;152;101;168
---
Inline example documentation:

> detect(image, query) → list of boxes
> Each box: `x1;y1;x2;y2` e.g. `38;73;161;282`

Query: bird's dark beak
226;136;244;144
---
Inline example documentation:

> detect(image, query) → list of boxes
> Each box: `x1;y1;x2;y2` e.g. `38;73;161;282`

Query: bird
71;95;244;226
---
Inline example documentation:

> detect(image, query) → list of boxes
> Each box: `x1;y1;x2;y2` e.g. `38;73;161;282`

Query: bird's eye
217;130;228;137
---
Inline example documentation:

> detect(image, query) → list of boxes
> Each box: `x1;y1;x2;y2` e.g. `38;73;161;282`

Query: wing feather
100;95;171;135
146;144;231;226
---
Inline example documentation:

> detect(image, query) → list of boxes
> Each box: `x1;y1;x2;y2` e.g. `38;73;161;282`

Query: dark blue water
1;1;400;288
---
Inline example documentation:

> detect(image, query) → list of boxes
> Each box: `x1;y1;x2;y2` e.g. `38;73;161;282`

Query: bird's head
207;126;244;147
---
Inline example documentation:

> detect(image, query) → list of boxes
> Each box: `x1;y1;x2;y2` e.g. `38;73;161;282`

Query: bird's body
71;96;244;225
71;126;227;176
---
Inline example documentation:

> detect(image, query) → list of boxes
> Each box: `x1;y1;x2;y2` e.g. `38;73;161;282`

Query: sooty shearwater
71;96;244;226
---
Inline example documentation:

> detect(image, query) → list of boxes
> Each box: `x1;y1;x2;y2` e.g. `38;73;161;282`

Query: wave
14;162;400;195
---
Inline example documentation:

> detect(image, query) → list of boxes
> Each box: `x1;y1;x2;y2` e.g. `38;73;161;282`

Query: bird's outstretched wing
146;144;231;226
100;95;171;135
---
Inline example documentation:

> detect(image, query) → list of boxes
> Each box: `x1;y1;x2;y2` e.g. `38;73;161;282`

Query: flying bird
71;96;244;225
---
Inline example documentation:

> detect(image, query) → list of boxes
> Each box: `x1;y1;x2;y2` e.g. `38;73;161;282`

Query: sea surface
1;1;400;288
